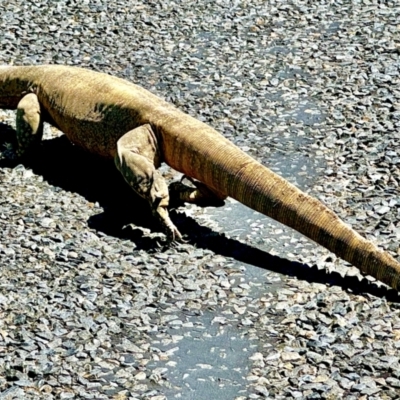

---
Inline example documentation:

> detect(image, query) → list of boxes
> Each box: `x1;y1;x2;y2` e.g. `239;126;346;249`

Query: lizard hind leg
169;176;227;207
114;124;182;242
16;93;44;157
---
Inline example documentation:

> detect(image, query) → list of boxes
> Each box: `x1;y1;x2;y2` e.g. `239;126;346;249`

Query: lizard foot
153;226;187;252
165;224;183;243
169;176;226;207
1;142;18;161
152;204;183;244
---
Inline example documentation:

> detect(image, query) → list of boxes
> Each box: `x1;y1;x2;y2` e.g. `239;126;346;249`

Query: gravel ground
1;1;400;399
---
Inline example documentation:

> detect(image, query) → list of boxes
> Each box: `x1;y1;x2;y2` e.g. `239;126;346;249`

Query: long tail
225;154;400;290
164;119;400;291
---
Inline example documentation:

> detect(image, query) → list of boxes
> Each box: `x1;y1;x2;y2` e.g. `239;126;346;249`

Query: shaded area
0;122;161;240
0;123;399;302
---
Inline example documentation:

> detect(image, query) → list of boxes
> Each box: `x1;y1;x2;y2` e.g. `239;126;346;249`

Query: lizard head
0;66;30;109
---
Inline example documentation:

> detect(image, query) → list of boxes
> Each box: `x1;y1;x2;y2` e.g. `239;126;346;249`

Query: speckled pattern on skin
1;64;400;290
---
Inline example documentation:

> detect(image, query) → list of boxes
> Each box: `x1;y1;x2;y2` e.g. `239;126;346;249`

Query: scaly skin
1;65;400;290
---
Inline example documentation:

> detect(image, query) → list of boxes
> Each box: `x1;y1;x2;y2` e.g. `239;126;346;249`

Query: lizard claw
152;204;184;246
165;224;192;249
1;142;18;160
154;229;187;252
165;224;183;243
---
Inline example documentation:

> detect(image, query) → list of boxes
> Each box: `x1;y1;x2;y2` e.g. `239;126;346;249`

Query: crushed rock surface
0;0;400;399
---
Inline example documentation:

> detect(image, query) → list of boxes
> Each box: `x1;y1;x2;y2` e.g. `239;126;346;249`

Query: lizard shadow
178;215;400;302
0;123;398;302
0;123;161;242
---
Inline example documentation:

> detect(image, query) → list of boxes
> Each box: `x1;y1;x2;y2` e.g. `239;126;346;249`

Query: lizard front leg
114;124;182;242
16;93;44;157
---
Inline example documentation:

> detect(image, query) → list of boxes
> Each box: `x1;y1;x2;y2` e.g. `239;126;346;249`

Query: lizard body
1;65;400;290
